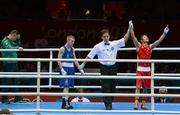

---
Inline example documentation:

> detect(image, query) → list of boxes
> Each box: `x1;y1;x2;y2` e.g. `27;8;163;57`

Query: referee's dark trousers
100;64;117;108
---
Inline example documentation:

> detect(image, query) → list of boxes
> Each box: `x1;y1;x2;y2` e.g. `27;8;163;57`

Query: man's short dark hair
10;29;19;35
100;29;109;36
0;108;11;114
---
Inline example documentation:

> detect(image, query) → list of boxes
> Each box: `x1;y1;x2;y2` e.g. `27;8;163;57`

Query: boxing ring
0;48;180;115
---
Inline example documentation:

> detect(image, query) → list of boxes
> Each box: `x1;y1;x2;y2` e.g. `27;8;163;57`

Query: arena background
0;0;180;102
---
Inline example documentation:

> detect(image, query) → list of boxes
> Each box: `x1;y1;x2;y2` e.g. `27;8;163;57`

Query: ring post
151;62;155;112
36;61;41;115
49;50;53;88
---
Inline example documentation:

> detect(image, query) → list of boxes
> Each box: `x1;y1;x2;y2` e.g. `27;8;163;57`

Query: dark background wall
0;0;179;48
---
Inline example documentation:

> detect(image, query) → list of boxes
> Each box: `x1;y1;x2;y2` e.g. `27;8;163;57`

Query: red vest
137;44;152;67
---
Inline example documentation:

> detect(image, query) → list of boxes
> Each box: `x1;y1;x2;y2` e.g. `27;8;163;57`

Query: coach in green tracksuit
1;30;23;103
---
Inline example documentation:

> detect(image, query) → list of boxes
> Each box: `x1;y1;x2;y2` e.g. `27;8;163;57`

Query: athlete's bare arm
130;21;141;50
57;47;65;69
150;25;169;49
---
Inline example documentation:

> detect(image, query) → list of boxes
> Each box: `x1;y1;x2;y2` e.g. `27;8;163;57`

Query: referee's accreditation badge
111;47;114;50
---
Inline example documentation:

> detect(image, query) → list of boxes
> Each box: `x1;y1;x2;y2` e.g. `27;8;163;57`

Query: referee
80;21;132;110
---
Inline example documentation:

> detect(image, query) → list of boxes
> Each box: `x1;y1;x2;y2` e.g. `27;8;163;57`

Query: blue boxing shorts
59;67;75;88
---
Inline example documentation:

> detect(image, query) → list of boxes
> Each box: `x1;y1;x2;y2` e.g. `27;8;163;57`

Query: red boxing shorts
136;71;151;89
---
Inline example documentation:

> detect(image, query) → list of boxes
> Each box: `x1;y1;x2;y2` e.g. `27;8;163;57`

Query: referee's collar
103;41;110;46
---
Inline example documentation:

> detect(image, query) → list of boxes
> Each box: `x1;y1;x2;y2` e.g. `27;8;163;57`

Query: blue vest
62;46;74;67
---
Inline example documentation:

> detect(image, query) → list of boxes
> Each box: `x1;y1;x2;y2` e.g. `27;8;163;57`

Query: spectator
34;36;48;48
0;108;12;114
71;89;90;102
155;87;174;103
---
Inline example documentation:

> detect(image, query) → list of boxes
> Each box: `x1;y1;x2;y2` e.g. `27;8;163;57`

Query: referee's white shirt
88;38;125;65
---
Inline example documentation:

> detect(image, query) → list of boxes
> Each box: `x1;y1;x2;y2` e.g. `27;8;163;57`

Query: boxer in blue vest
57;35;84;109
